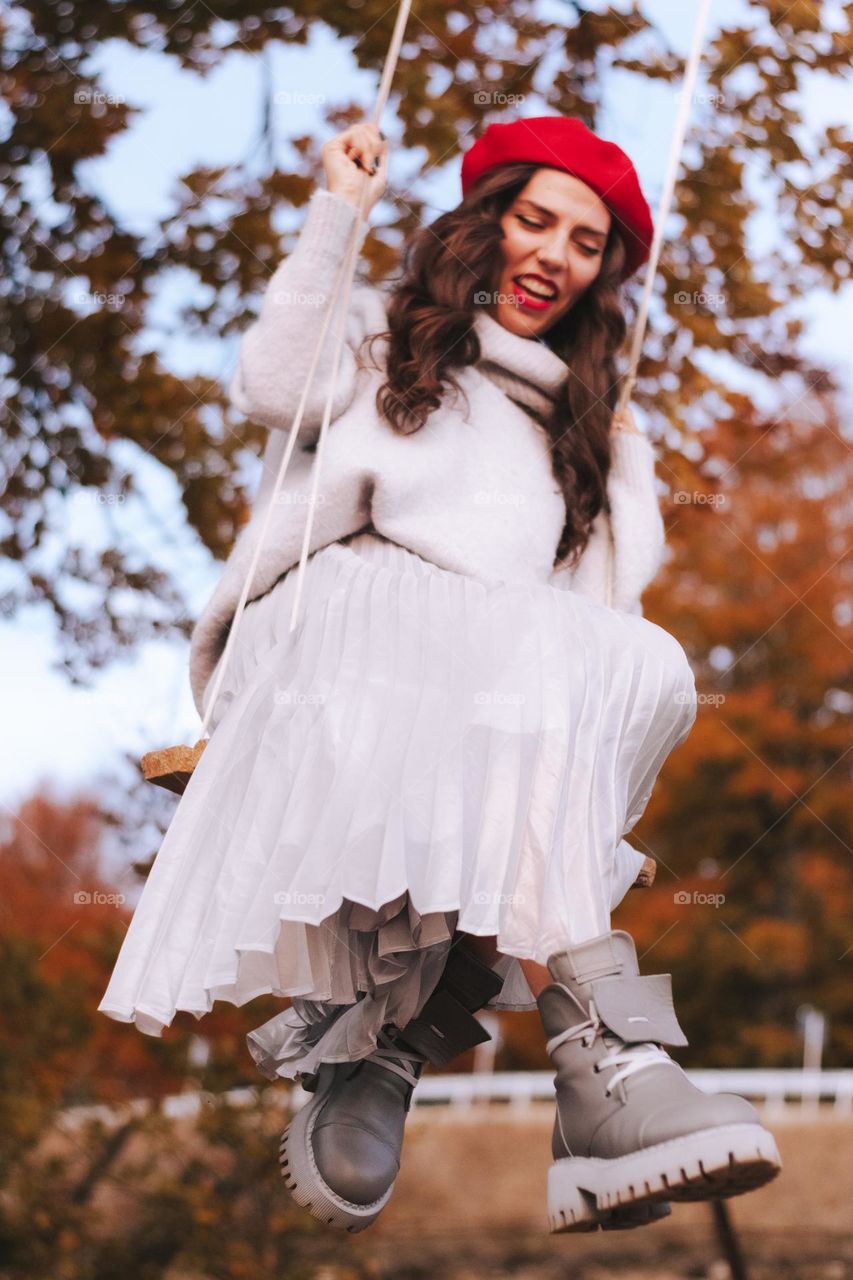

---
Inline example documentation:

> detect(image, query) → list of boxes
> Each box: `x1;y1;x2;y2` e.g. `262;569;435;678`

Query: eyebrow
516;198;609;240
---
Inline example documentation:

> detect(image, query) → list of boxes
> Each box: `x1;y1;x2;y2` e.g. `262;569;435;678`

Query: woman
98;115;780;1234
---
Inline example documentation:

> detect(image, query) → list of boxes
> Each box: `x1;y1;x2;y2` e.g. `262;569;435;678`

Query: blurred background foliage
1;1;851;1273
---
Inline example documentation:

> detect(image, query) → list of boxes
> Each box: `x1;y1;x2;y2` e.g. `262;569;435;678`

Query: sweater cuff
290;187;370;267
609;428;658;491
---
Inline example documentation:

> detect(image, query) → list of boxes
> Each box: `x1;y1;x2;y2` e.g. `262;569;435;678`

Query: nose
535;228;572;272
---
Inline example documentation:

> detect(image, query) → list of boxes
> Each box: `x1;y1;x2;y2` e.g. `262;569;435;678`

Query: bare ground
38;1102;853;1279
350;1107;853;1278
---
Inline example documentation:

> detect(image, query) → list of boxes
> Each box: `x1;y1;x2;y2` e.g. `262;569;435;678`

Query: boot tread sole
278;1085;395;1233
547;1122;781;1233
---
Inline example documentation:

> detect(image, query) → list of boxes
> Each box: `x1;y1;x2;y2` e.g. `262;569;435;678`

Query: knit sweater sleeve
548;423;666;614
227;188;371;440
607;428;666;613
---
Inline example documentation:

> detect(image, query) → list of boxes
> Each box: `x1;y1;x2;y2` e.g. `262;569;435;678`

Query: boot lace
364;1027;427;1090
546;998;682;1097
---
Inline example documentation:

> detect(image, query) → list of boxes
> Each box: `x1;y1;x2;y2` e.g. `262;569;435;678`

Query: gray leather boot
537;929;782;1234
279;942;505;1232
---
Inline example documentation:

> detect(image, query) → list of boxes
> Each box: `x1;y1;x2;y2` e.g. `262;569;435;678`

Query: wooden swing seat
140;738;208;795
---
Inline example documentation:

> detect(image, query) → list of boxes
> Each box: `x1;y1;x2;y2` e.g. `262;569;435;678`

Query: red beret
460;115;654;283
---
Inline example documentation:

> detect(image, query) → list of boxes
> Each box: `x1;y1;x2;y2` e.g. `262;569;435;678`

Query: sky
2;0;851;812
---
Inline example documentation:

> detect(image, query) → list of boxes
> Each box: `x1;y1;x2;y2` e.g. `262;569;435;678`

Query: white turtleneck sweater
187;187;666;717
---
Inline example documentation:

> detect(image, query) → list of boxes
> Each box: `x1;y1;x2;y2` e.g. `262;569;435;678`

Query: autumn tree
0;788;286;1165
617;384;852;1068
1;1;850;684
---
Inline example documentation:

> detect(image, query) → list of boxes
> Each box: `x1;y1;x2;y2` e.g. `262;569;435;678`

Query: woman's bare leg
515;959;554;998
455;931;553;998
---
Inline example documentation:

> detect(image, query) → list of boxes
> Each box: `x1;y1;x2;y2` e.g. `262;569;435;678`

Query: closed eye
516;214;602;256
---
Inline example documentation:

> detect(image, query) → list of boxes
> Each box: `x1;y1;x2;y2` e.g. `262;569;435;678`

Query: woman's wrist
280;186;369;276
325;185;361;212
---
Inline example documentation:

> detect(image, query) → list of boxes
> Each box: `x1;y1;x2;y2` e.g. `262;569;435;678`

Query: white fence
60;1069;853;1130
410;1069;853;1117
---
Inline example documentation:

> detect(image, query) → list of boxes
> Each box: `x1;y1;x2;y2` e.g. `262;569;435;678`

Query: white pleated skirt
98;528;698;1085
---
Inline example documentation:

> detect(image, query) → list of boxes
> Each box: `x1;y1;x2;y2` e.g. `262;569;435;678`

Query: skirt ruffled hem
99;890;539;1085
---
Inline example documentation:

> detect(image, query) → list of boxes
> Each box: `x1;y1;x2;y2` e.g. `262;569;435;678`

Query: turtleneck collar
471;309;570;424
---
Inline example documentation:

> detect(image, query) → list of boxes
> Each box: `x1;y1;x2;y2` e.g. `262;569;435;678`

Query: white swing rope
199;0;712;737
604;0;713;606
198;0;414;740
615;0;713;416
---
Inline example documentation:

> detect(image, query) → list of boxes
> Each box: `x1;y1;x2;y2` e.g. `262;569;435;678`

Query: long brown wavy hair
356;162;629;571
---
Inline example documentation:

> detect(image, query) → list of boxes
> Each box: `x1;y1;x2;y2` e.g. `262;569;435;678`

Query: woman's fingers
322;122;389;213
338;122;385;173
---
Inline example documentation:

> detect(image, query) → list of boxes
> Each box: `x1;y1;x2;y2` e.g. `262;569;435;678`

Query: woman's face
488;168;612;338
